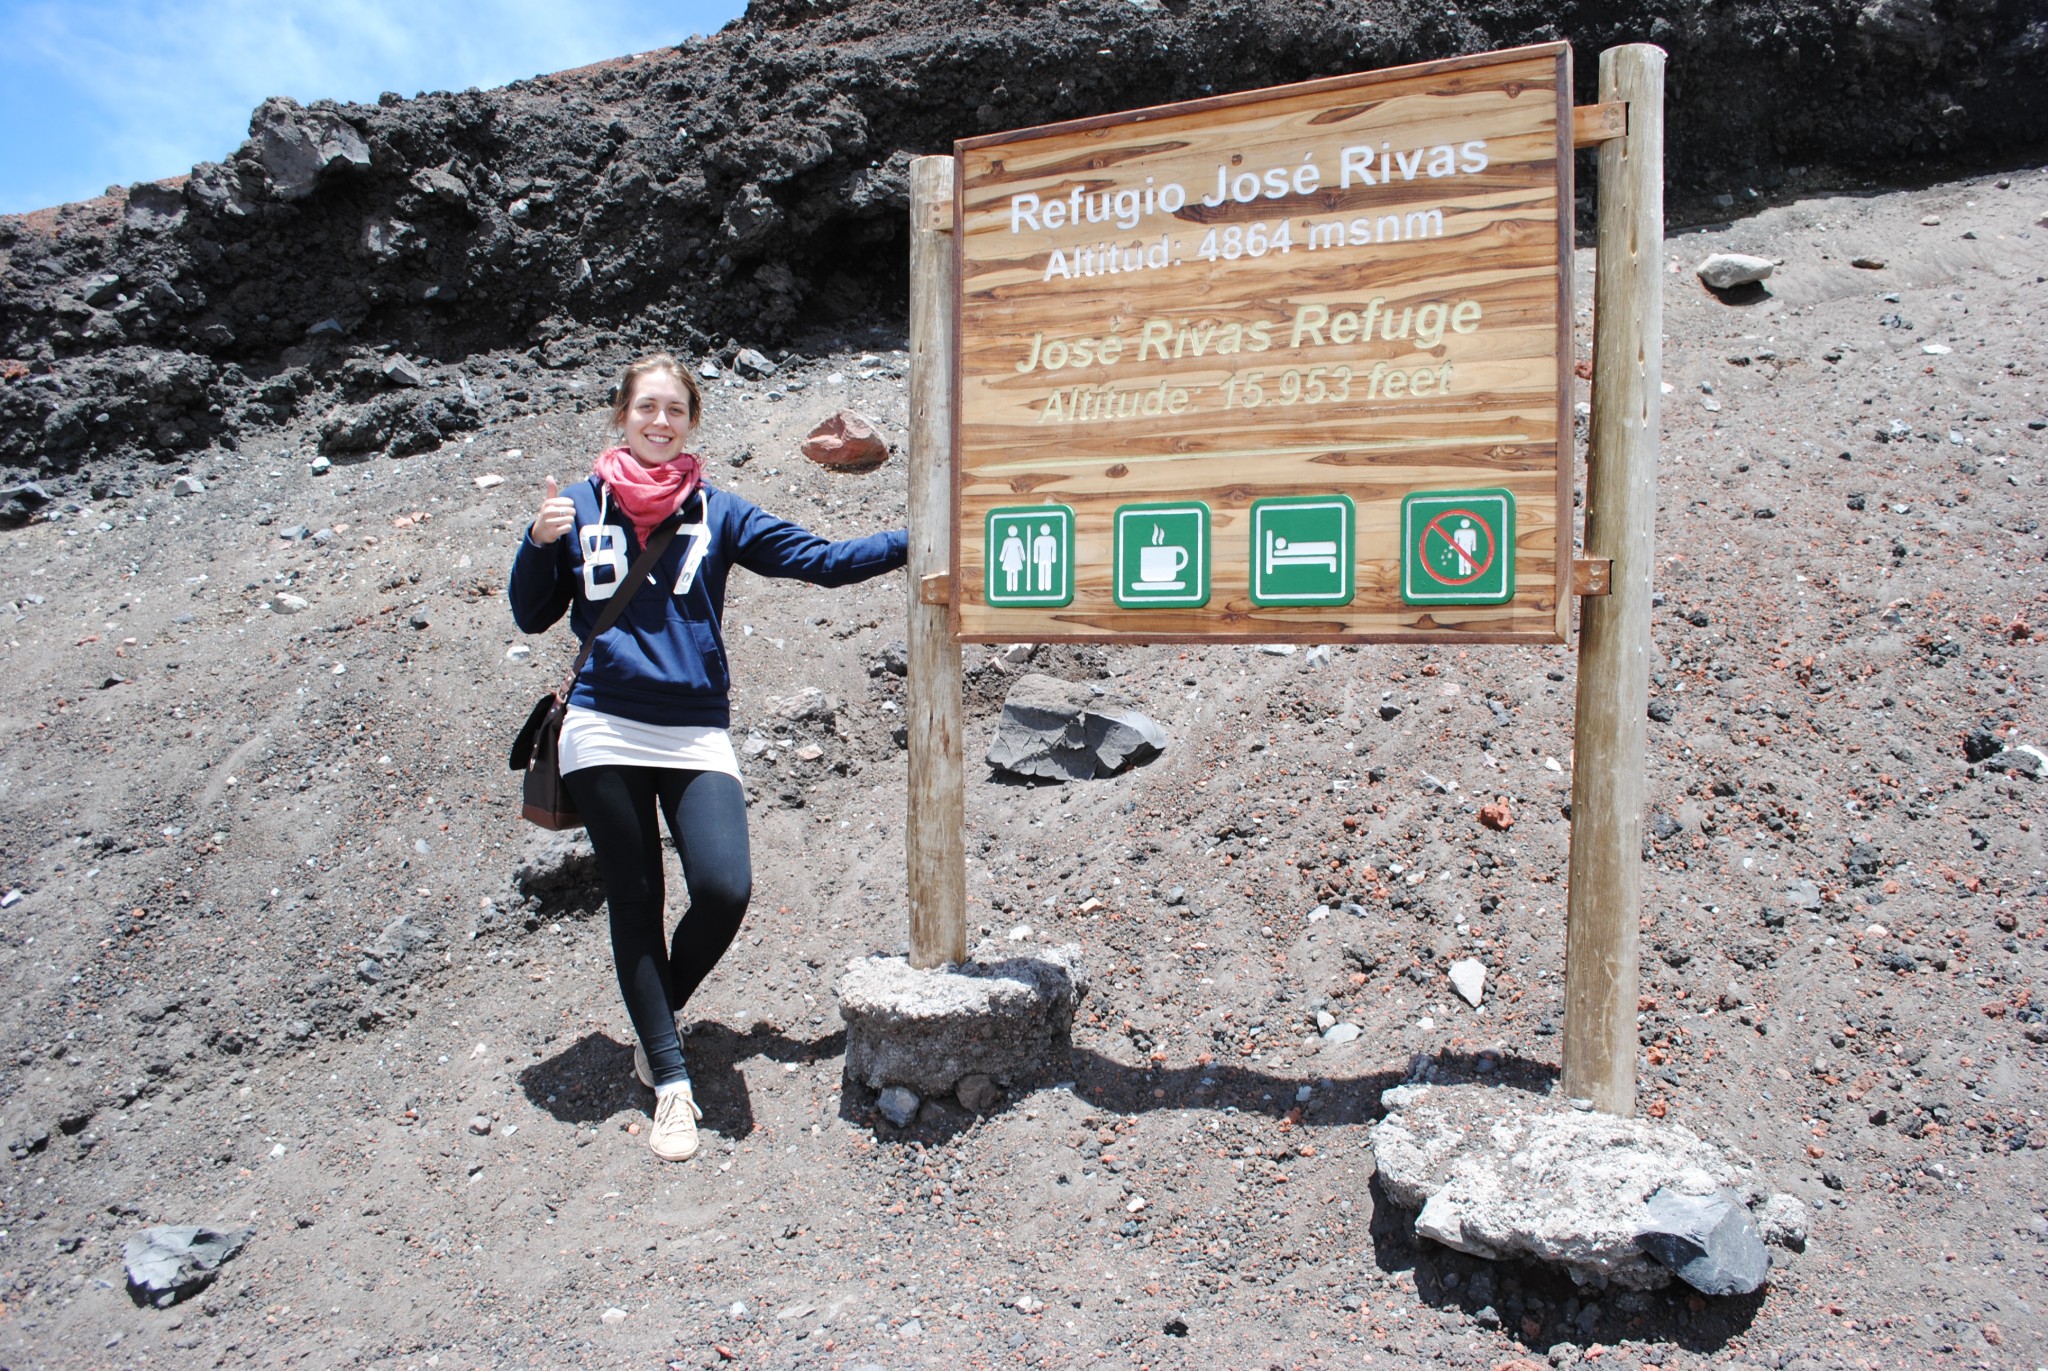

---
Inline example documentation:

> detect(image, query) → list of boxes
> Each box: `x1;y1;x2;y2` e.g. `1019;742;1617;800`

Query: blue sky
0;0;749;214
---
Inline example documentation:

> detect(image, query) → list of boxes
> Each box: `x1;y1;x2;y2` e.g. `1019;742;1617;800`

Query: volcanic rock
800;410;889;472
987;674;1167;781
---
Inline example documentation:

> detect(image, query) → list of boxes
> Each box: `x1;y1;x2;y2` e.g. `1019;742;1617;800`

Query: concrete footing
1371;1082;1797;1293
837;944;1088;1112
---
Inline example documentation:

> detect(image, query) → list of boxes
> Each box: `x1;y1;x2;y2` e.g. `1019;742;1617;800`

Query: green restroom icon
985;504;1074;607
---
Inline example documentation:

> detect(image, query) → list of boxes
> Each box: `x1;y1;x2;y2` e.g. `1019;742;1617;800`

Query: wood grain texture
1563;46;1665;1118
952;44;1573;643
906;156;967;970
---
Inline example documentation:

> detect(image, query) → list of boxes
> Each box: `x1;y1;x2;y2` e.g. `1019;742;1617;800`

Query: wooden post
1562;44;1664;1116
905;155;967;969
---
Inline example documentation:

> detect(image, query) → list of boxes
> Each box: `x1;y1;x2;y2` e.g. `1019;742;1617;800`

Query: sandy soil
0;167;2042;1370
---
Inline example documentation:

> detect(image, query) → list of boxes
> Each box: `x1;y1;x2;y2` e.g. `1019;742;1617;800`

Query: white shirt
558;705;740;778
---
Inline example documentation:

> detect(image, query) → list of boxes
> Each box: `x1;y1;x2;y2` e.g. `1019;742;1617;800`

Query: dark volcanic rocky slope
1;0;2043;496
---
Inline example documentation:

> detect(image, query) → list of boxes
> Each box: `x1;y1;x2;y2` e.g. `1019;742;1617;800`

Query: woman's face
621;372;696;466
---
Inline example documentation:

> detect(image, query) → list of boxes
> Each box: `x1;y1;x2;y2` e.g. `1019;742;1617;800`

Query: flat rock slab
123;1225;251;1307
1371;1083;1784;1292
838;944;1087;1097
986;673;1167;781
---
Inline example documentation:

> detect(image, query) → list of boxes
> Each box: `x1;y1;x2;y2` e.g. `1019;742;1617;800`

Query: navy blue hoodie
507;476;907;728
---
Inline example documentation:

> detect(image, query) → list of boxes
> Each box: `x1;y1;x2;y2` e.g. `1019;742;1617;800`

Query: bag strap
559;506;684;696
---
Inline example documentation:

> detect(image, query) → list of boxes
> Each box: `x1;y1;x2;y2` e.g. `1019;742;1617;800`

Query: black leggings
561;765;751;1088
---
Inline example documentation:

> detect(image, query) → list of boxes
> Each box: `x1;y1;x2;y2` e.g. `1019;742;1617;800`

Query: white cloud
4;0;738;202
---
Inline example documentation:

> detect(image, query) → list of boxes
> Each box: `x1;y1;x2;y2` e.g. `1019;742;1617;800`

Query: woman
508;353;906;1161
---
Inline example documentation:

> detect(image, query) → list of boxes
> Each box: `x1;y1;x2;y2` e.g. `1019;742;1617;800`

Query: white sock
653;1079;692;1099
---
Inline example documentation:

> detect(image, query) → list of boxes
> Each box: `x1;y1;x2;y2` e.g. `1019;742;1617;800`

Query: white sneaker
648;1083;703;1162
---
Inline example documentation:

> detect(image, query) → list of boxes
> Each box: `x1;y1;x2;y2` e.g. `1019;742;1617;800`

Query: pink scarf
592;445;701;545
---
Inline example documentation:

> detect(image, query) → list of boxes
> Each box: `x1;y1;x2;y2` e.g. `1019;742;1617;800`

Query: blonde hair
609;353;702;431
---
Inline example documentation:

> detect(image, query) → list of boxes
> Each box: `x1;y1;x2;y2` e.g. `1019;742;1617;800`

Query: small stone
1850;256;1886;270
876;1086;920;1128
697;361;720;380
801;410;890;472
1478;800;1513;831
1635;1188;1770;1295
733;348;777;379
795;743;824;762
1647;698;1677;723
273;594;309;615
381;356;426;388
1164;886;1187;906
1920;215;1941;226
600;1306;627;1325
505;644;531;661
474;473;504;490
468;1115;492;1136
1304;644;1333;667
171;475;205;497
1321;1022;1363;1045
308;456;331;476
409;610;430;630
1448;958;1487;1007
1378;703;1403;721
284;1019;312;1041
1784;878;1823;912
956;1073;1003;1113
279;524;310;541
1696;253;1774;290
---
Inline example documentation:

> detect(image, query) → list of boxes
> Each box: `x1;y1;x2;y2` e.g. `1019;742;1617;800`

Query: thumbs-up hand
530;475;576;545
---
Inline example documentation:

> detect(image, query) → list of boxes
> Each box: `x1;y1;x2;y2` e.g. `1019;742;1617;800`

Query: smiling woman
0;0;746;214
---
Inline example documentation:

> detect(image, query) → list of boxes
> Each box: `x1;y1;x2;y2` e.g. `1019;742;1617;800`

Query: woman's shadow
516;1020;846;1143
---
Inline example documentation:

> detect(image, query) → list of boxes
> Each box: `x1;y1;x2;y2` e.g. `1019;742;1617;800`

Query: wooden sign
951;43;1573;643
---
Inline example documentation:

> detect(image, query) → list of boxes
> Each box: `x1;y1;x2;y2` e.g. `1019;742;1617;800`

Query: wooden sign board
951;43;1573;643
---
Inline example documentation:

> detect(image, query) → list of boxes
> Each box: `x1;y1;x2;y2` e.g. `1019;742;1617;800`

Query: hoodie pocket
684;616;730;694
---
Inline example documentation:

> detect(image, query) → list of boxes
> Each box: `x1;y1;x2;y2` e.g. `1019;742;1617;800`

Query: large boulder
800;410;889;472
986;673;1167;781
248;97;370;201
